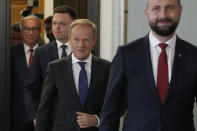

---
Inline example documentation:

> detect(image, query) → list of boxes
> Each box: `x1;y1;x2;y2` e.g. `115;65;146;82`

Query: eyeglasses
22;27;40;32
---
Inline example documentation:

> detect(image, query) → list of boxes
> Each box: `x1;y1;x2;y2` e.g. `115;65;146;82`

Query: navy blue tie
78;62;88;106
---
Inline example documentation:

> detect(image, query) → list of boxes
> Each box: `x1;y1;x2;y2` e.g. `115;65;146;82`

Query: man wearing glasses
11;15;42;131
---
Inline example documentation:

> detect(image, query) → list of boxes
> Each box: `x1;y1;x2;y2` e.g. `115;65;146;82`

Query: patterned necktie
157;43;169;103
28;48;34;67
78;62;88;106
60;45;67;58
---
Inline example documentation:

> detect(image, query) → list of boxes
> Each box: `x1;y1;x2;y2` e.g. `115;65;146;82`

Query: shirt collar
149;31;176;48
56;39;71;49
72;53;92;65
24;43;39;53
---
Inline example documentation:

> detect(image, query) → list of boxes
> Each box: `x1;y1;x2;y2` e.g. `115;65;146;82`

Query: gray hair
69;19;97;37
20;15;41;30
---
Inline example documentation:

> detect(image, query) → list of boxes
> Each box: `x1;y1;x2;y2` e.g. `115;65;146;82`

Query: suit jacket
99;35;197;131
11;43;41;127
23;40;59;121
35;55;111;131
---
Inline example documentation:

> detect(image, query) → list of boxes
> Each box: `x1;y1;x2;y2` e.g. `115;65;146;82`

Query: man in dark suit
11;15;42;131
35;19;111;131
99;0;197;131
23;5;78;126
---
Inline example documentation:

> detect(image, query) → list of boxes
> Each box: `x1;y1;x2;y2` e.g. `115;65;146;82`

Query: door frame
0;0;10;131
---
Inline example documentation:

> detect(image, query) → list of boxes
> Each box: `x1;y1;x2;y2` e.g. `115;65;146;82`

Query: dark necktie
28;48;34;67
60;45;67;58
157;43;169;103
78;62;88;106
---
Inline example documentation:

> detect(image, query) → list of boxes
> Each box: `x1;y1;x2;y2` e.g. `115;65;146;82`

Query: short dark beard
149;18;179;36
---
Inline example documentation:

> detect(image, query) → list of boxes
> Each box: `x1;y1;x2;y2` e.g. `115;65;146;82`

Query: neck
25;42;37;48
58;39;68;44
152;31;175;43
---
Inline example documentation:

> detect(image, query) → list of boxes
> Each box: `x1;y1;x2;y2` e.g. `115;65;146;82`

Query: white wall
100;0;125;61
44;0;53;43
177;0;197;45
100;0;113;61
127;0;148;43
44;0;53;18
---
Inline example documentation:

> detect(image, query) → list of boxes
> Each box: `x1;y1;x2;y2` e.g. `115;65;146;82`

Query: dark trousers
11;122;34;131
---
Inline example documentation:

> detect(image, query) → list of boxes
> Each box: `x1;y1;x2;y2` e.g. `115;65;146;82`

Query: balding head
146;0;181;9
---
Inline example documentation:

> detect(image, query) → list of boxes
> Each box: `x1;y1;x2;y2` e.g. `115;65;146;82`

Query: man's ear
144;8;148;16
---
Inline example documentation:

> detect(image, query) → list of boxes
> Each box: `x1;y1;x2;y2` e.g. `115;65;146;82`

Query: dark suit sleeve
24;49;43;121
35;63;56;131
99;47;127;131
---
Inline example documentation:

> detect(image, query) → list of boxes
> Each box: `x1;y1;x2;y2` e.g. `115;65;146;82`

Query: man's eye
83;39;90;43
167;5;175;11
52;22;56;24
59;23;66;26
153;7;160;12
73;39;79;42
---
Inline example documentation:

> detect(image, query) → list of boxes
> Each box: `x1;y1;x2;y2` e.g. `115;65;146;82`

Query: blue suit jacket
99;35;197;131
24;40;59;121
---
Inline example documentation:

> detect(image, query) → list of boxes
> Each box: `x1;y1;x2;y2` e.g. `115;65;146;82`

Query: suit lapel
61;56;82;106
84;56;98;106
19;44;29;70
163;37;184;105
142;36;161;104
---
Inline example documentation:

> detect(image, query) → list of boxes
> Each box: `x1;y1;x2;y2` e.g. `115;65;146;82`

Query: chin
77;55;87;61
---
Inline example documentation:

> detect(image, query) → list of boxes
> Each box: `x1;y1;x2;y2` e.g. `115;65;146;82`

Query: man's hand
33;119;36;127
76;112;98;128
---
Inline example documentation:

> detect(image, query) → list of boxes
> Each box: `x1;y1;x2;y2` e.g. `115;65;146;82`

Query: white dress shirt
71;53;100;127
72;53;92;93
149;31;176;85
56;40;72;59
23;43;39;65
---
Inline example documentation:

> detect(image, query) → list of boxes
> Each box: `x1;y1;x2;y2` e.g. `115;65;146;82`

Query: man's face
52;13;73;43
70;25;96;61
11;31;22;45
21;18;41;47
44;22;54;41
144;0;182;36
